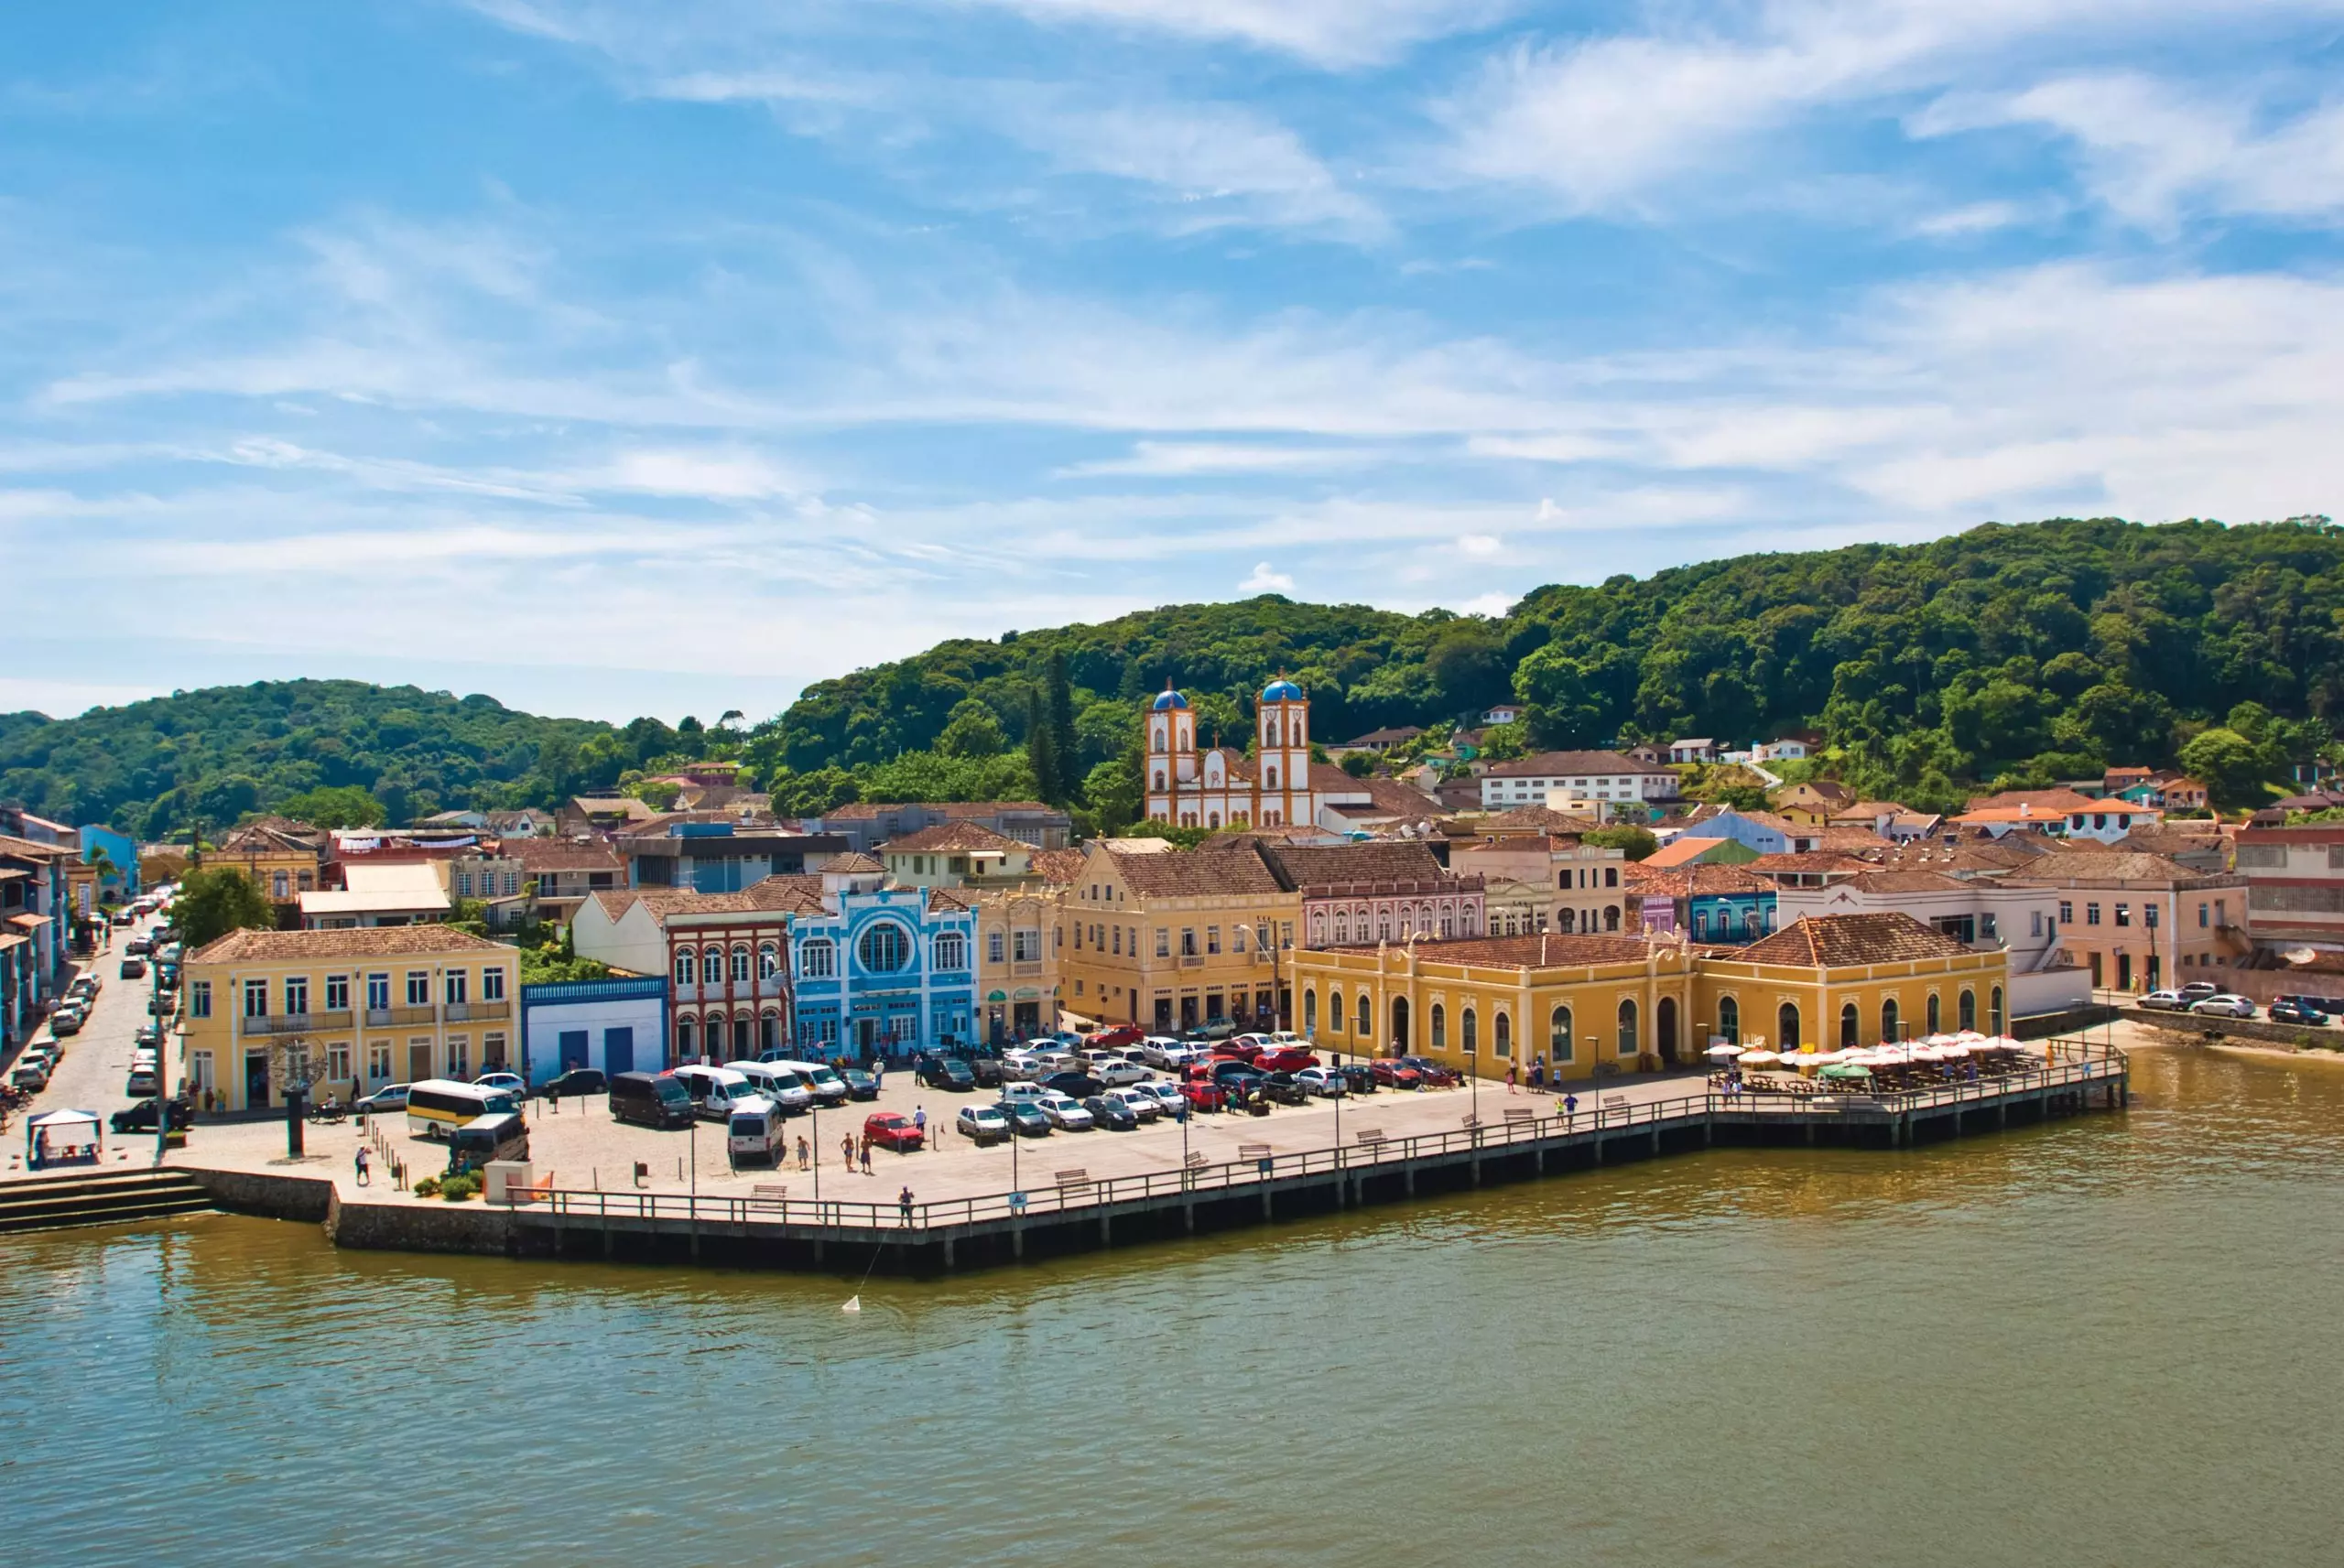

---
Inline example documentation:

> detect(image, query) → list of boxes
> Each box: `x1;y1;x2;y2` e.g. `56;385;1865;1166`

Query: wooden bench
1353;1128;1386;1147
1601;1094;1630;1111
1503;1107;1536;1123
1238;1143;1273;1163
749;1184;788;1206
1183;1151;1208;1169
1054;1168;1092;1192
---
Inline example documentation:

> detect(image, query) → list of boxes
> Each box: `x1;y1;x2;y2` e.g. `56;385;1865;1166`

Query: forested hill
756;516;2344;812
0;681;657;838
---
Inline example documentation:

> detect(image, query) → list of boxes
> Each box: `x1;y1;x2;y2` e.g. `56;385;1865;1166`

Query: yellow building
212;817;330;914
1059;839;1298;1033
962;885;1065;1041
1290;913;2007;1080
179;925;520;1110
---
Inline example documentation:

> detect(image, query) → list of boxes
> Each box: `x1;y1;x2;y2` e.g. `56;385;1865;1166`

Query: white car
472;1072;528;1101
1135;1080;1186;1117
1036;1092;1094;1130
1099;1085;1161;1122
1294;1066;1351;1098
1094;1058;1152;1087
2138;989;2189;1011
999;1081;1050;1106
2188;994;2256;1018
957;1104;1012;1144
1145;1037;1205;1069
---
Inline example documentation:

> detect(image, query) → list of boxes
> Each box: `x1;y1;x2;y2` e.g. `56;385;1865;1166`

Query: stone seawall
2122;1010;2344;1053
189;1167;336;1223
325;1193;532;1257
2014;1005;2120;1040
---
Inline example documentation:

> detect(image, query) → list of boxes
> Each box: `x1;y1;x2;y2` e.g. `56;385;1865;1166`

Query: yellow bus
406;1079;515;1141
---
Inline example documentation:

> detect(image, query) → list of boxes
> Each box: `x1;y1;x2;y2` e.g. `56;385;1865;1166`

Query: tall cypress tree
1026;687;1060;805
1047;651;1080;800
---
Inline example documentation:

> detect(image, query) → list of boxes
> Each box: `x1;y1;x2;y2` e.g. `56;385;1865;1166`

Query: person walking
873;1056;885;1091
898;1184;914;1227
797;1134;811;1171
353;1145;370;1187
1562;1092;1578;1127
860;1137;874;1175
913;1105;928;1146
1506;1064;1518;1095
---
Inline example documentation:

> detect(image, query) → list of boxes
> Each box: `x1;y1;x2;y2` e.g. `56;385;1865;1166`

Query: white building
1479;750;1680;810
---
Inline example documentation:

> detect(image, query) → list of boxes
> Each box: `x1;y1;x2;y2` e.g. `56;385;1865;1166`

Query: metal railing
364;1005;436;1027
528;1039;2126;1235
240;1011;355;1036
444;1000;511;1022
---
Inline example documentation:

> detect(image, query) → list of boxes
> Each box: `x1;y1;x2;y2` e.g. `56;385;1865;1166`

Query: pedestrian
797;1135;811;1171
860;1138;873;1175
898;1184;914;1226
1506;1064;1518;1095
841;1131;855;1169
353;1146;370;1187
873;1057;885;1090
913;1104;928;1145
1562;1092;1578;1126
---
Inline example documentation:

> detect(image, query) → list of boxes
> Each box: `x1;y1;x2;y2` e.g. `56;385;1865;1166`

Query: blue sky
5;1;2342;724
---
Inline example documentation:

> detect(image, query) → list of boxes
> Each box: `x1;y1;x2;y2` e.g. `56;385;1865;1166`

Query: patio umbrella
1736;1051;1781;1066
1706;1044;1745;1059
1818;1063;1872;1079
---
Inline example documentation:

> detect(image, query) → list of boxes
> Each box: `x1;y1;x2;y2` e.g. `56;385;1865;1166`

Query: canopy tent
26;1108;102;1168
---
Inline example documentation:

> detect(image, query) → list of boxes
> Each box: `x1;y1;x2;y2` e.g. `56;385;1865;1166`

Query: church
1144;679;1322;829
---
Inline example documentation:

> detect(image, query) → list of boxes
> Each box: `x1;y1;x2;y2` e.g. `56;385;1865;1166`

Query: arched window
1777;1002;1800;1051
1493;1011;1512;1058
1266;766;1278;789
1990;986;2005;1032
676;1014;695;1057
700;948;722;984
1605;867;1620;888
1959;989;1977;1032
1604;905;1621;932
1616;999;1637;1057
730;945;752;983
1208;811;1221;828
759;943;779;979
1694;910;1709;939
799;939;835;979
1557;907;1576;934
1431;1003;1447;1051
857;923;911;973
1303;989;1318;1033
1461;1008;1479;1054
1326;989;1344;1034
1881;997;1900;1044
1557;869;1571;889
1719;996;1740;1044
1356;992;1371;1036
673;946;696;987
1839;1002;1859;1048
1334;914;1349;944
1926;992;1941;1034
1550;1005;1573;1060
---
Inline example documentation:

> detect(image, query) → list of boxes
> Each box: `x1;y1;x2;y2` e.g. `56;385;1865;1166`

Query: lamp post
153;925;168;1167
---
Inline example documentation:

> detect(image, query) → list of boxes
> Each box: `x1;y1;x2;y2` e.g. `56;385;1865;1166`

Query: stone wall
326;1194;529;1256
187;1167;335;1222
2120;1009;2344;1053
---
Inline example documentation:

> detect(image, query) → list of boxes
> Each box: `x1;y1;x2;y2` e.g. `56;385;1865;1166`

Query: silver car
2188;994;2256;1018
1035;1092;1094;1130
1135;1081;1185;1117
1099;1085;1161;1122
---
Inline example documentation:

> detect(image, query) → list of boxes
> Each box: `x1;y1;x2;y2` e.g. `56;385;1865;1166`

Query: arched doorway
1391;996;1410;1054
1777;1002;1800;1051
1880;997;1899;1044
1656;996;1679;1065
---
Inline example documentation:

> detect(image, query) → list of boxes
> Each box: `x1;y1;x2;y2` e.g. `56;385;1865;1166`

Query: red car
1213;1040;1267;1065
1180;1078;1227;1112
1087;1025;1145;1049
1253;1047;1319;1073
863;1111;924;1152
1370;1059;1423;1090
1397;1055;1460;1087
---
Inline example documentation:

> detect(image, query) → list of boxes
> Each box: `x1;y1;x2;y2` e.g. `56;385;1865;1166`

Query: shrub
440;1173;480;1202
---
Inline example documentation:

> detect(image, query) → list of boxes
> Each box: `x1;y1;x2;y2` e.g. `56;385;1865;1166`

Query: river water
5;1045;2339;1568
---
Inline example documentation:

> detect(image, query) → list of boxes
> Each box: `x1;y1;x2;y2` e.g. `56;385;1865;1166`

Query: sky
4;1;2342;726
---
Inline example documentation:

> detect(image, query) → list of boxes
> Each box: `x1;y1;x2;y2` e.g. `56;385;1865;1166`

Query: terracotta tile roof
588;874;829;924
820;799;1055;819
1480;806;1604;833
1028;849;1086;884
1483;749;1671;778
925;886;979;911
2003;851;2237;887
1733;913;1974;968
0;834;73;861
1623;862;1772;897
190;925;512;964
1110;847;1287;899
1837;870;1971;894
505;838;625;872
880;821;1026;854
1394;933;1664;968
1255;841;1453;891
1809;827;1898;854
569;795;661;822
1342;726;1425;746
825;852;884;873
1358;775;1443;816
1743;851;1877;875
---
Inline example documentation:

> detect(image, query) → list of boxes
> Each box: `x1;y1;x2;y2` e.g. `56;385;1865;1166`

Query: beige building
1449;833;1630;935
880;821;1036;888
969;885;1065;1040
2004;849;2249;992
179;925;520;1111
1060;839;1299;1033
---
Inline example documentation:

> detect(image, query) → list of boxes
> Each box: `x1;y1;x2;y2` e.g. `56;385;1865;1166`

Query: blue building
520;976;667;1087
1675;807;1816;857
622;821;847;893
789;884;976;1061
78;824;141;904
1633;863;1779;944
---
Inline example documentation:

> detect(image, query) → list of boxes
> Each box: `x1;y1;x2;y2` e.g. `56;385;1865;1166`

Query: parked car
1086;1024;1145;1049
1191;1015;1238;1041
957;1104;1013;1144
1082;1094;1140;1130
2276;992;2344;1014
1093;1057;1151;1087
863;1110;925;1152
609;1071;697;1129
1258;1072;1309;1105
996;1098;1053;1137
2189;994;2257;1018
1370;1059;1423;1090
1255;1047;1319;1074
2178;981;2221;1002
109;1098;193;1134
918;1056;977;1092
1398;1055;1460;1087
126;1065;158;1097
1135;1080;1187;1117
10;1063;51;1092
119;957;147;979
1207;1060;1265;1091
544;1067;609;1098
354;1083;412;1114
964;1052;1005;1088
1180;1077;1227;1112
1139;1036;1195;1068
49;1009;84;1038
1039;1070;1106;1099
1098;1085;1162;1122
2268;1000;2331;1025
1035;1092;1095;1130
472;1072;528;1103
125;935;153;957
1213;1038;1267;1065
841;1068;881;1100
71;973;101;999
1293;1065;1350;1098
2138;989;2189;1011
134;1023;163;1049
998;1080;1050;1107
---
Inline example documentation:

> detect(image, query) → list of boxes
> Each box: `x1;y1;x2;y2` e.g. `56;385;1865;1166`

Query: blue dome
1151;688;1190;711
1262;679;1304;703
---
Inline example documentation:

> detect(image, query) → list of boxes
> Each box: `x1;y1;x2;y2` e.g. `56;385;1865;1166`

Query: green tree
177;866;274;948
936;697;1007;759
1083;745;1145;837
1025;687;1062;805
1581;825;1659;861
1339;751;1375;778
275;784;387;829
2177;727;2270;809
1046;652;1080;794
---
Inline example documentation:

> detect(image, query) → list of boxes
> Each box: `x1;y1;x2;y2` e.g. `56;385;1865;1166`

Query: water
5;1046;2340;1568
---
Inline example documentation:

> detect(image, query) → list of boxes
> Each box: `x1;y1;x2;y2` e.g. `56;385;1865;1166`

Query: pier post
813;1236;824;1263
1650;1128;1661;1158
1183;1203;1195;1233
1100;1212;1112;1246
1803;1120;1815;1147
943;1237;955;1269
1997;1100;2007;1129
1011;1223;1026;1260
1592;1134;1604;1164
1404;1163;1416;1195
1702;1118;1713;1148
1262;1186;1275;1221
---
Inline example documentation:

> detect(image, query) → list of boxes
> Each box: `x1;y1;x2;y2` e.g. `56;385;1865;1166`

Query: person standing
1506;1064;1519;1095
1562;1092;1578;1126
860;1138;874;1175
797;1135;811;1171
841;1131;855;1170
898;1184;914;1227
913;1105;928;1147
353;1146;370;1187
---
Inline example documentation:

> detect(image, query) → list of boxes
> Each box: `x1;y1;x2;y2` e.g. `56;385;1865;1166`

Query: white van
726;1097;787;1166
725;1060;813;1113
670;1064;754;1120
777;1060;850;1105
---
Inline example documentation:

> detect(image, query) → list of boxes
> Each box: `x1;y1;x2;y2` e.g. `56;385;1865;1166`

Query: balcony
240;1010;354;1037
1252;950;1276;966
1180;955;1205;968
444;1000;511;1022
364;1005;437;1027
1012;961;1045;978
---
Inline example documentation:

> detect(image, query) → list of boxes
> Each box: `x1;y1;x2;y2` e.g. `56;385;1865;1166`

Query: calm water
5;1046;2340;1568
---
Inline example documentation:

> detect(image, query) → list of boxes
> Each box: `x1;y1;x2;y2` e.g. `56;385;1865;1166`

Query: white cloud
1457;532;1502;557
1239;560;1296;592
1056;439;1392;477
936;0;1510;69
